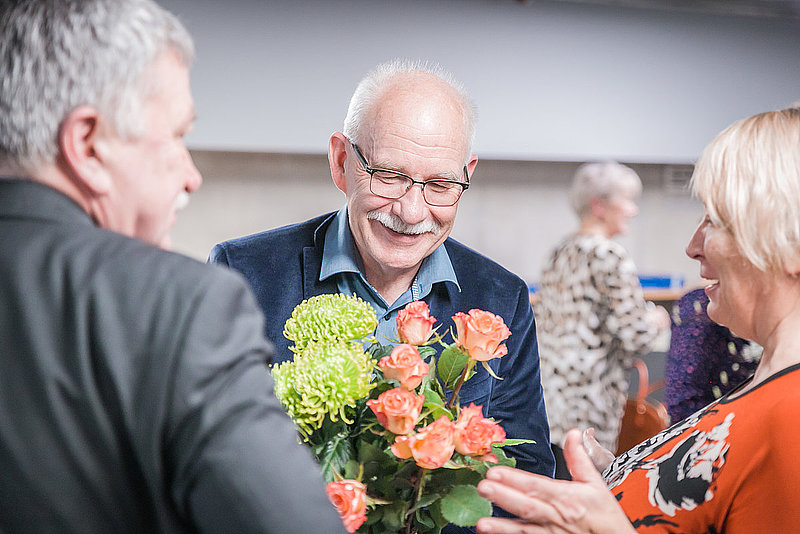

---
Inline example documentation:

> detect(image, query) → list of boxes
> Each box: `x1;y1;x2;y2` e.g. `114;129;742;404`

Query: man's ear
328;132;349;194
466;154;478;180
59;105;112;195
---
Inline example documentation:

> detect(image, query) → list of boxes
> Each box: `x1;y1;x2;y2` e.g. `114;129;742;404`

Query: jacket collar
0;178;93;228
300;209;462;303
302;211;339;299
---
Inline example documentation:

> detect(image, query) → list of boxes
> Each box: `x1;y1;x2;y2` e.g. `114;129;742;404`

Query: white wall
161;0;800;162
162;0;798;289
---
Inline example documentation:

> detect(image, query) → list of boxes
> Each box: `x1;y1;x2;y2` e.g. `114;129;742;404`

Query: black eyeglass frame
350;142;470;207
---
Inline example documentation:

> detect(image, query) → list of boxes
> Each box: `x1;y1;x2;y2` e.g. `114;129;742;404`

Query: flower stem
445;359;475;410
405;468;427;534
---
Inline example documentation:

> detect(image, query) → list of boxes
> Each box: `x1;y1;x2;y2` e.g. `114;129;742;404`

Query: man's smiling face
340;72;476;284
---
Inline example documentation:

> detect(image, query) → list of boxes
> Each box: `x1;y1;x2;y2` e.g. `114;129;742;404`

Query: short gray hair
342;58;477;157
0;0;194;174
691;106;800;273
568;161;642;218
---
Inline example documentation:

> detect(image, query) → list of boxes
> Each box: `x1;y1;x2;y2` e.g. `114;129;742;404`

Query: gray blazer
0;179;345;534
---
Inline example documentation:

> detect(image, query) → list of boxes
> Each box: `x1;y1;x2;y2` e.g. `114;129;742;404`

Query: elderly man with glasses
209;60;556;509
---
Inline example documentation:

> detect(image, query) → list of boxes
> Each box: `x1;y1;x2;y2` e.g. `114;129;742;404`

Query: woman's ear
784;250;800;278
59;105;112;195
589;196;607;219
328;132;349;195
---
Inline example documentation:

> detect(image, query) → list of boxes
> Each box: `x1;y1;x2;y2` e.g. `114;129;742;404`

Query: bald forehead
362;71;469;156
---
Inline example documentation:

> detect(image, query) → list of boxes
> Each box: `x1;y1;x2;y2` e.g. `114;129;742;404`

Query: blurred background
161;0;800;291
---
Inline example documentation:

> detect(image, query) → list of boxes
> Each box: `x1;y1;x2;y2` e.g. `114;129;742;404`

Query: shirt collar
319;206;460;297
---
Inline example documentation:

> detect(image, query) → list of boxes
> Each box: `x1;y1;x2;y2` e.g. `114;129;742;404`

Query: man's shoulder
85;227;242;298
209;213;334;264
444;237;527;289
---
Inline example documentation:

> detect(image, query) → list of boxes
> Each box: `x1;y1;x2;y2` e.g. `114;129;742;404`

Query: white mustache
367;211;440;235
174;191;190;211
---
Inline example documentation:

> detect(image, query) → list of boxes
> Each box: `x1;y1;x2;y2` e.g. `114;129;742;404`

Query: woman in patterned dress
475;106;800;533
536;161;670;478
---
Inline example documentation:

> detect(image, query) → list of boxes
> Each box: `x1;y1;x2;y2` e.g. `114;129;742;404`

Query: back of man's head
0;0;194;175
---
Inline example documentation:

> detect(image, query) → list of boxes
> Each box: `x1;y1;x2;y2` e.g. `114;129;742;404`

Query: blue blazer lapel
302;245;338;299
302;212;339;299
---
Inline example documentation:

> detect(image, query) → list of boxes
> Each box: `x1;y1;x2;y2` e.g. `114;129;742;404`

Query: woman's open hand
475;429;635;534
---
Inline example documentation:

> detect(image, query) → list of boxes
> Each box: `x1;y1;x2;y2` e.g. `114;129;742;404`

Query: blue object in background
529;276;684;293
638;275;685;290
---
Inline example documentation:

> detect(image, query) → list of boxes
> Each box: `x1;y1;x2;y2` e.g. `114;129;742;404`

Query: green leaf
415;508;436;529
318;432;353;482
429;464;483;488
480;359;503;380
494;438;536;447
357;439;390;464
412;491;442;511
422;389;452;421
362;507;382;526
429;499;448;530
367;342;394;361
437;345;469;388
491;445;516;467
343;459;361;480
440;485;493;527
380;501;407;531
418;345;437;360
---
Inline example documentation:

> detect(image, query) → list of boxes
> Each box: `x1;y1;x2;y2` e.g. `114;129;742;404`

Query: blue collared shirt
320;206;460;345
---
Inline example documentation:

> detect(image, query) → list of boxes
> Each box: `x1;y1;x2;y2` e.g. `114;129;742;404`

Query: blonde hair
691;106;800;273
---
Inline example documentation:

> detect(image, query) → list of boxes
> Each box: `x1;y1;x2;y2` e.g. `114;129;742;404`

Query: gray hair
568;161;642;218
0;0;194;174
691;105;800;273
342;58;477;157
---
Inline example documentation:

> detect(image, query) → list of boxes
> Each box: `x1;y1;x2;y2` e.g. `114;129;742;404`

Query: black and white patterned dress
536;233;658;451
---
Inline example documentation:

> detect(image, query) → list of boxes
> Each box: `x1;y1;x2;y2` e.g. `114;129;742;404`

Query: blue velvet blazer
210;212;555;477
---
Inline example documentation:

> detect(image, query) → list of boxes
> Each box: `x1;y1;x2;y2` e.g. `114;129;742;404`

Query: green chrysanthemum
272;341;376;438
283;293;378;354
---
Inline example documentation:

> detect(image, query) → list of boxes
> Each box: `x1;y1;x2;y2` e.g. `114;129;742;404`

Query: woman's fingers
476;516;545;534
479;467;588;526
581;428;615;472
477;475;559;524
563;428;609;483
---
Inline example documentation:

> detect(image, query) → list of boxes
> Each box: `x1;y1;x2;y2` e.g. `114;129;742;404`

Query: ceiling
542;0;800;19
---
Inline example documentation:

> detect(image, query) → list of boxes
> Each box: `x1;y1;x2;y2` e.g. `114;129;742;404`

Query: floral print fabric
536;233;658;450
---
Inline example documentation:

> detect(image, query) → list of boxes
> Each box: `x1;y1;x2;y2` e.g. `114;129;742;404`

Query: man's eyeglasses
350;142;469;207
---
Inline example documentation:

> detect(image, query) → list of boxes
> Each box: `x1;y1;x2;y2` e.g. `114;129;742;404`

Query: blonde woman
477;106;800;533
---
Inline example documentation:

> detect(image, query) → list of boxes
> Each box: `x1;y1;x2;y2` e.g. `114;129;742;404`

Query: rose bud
379;344;430;390
452;309;511;361
367;388;424;435
397;301;436;345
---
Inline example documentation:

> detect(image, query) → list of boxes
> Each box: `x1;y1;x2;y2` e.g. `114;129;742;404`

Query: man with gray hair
210;60;556;526
0;1;345;532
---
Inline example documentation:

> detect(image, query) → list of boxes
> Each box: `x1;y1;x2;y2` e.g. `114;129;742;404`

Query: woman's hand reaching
581;428;615;473
475;429;635;534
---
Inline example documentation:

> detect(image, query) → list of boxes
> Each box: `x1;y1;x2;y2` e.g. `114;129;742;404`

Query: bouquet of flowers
271;294;532;533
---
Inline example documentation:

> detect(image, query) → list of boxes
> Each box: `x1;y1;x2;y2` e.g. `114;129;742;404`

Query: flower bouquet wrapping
271;294;533;533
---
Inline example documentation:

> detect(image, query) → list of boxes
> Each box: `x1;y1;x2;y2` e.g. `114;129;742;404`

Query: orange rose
452;309;511;361
325;479;367;533
406;416;456;469
379;344;430;390
453;403;506;459
397;301;437;345
391;434;413;459
367;388;424;435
